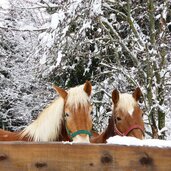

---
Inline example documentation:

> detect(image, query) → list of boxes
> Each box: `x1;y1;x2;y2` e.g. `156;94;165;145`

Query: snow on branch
99;16;139;66
100;62;138;86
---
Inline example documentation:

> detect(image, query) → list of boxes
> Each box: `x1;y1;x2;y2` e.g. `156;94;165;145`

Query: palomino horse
91;87;145;143
0;81;93;143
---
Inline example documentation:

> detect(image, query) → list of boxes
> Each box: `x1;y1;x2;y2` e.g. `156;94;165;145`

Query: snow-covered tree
35;0;171;138
0;0;55;131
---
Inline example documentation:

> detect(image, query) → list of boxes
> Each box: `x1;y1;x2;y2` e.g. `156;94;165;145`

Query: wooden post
0;142;171;171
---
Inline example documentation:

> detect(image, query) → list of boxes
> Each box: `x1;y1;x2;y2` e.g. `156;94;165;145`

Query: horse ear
112;89;119;105
53;85;68;99
132;87;142;101
84;80;92;96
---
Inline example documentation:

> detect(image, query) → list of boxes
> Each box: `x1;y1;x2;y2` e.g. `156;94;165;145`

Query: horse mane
116;93;136;116
21;97;64;141
21;83;90;141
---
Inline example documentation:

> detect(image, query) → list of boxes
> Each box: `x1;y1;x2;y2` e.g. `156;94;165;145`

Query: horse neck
21;97;64;141
91;117;115;143
103;117;115;140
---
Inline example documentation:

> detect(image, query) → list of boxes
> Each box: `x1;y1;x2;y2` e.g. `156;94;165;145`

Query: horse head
53;81;93;143
112;87;145;139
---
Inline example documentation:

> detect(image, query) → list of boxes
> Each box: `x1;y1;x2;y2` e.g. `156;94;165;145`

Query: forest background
0;0;171;140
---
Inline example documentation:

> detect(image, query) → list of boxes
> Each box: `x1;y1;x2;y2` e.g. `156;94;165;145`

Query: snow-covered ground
107;136;171;148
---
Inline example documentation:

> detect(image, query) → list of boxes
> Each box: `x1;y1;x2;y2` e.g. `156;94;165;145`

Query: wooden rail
0;142;171;171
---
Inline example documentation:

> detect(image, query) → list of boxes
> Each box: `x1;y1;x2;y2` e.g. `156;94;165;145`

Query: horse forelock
116;93;136;116
66;84;91;109
21;97;64;141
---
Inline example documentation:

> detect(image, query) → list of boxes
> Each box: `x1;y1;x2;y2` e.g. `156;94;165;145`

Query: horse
0;81;93;143
91;87;145;143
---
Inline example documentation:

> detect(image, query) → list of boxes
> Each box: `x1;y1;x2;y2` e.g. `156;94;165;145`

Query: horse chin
129;131;144;140
136;131;145;140
133;135;144;140
72;135;90;143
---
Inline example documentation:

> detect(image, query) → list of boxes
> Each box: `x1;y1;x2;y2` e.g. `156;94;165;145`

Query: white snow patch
62;141;73;145
50;11;65;29
90;0;103;16
21;25;37;31
107;136;171;148
0;0;10;9
109;13;116;22
62;26;69;37
56;50;62;66
68;0;82;16
40;54;47;64
158;127;168;136
79;20;91;33
38;32;54;47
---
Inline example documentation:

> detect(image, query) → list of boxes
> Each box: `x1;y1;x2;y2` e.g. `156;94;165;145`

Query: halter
114;124;144;136
66;127;92;140
64;113;92;140
63;98;92;141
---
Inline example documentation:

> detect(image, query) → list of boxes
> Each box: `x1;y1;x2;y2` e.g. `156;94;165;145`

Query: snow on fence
0;141;171;171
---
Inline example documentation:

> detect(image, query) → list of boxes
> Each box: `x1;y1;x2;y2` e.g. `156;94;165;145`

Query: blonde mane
21;97;64;141
21;83;90;141
116;93;136;116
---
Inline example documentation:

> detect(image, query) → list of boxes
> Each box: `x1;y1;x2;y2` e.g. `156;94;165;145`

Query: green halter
66;127;92;140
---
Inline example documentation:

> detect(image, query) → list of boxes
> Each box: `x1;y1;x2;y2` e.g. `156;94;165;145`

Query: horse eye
65;113;69;117
116;117;121;121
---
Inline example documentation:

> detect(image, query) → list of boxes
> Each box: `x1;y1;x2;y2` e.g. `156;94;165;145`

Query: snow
0;0;10;9
62;141;73;145
90;0;103;16
21;25;37;31
40;54;47;65
56;51;62;66
50;11;65;29
68;0;82;16
62;26;69;37
158;127;168;136
107;136;171;148
79;20;91;33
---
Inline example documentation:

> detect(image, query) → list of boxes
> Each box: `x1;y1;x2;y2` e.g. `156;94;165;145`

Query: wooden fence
0;142;171;171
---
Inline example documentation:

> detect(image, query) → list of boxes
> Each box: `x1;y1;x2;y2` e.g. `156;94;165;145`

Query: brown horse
91;87;145;143
0;81;93;143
